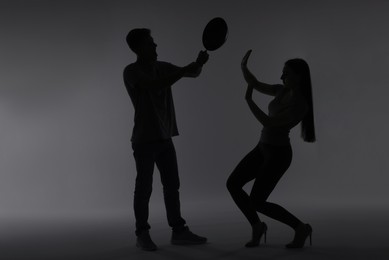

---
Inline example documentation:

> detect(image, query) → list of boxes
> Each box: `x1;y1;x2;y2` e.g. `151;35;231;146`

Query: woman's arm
245;85;272;126
241;50;281;96
245;85;308;127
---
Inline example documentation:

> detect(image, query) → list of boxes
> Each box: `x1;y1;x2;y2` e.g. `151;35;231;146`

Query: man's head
126;28;157;62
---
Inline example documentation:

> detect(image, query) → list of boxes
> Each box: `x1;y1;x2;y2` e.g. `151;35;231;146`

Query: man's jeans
132;139;186;236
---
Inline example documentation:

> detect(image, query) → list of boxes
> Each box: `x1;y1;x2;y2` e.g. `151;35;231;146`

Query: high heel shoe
245;222;267;247
285;223;312;249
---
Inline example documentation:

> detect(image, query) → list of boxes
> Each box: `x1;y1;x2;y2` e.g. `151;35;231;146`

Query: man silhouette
123;28;209;251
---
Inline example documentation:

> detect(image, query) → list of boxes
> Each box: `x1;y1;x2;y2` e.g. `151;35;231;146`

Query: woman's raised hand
241;50;257;85
241;49;252;67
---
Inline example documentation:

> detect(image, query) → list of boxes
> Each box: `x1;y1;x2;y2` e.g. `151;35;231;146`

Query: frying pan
202;17;228;52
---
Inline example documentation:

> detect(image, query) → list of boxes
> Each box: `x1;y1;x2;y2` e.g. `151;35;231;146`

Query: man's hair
126;28;151;53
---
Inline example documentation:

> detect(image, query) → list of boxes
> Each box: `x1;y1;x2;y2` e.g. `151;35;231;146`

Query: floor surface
1;204;388;260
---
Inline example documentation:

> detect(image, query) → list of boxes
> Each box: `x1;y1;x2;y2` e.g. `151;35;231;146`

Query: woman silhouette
227;50;316;249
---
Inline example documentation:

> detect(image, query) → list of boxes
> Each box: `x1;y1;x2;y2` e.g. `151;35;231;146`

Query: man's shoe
171;226;207;245
136;231;158;251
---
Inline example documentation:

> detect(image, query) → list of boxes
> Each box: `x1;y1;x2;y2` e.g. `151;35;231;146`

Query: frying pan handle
197;50;209;66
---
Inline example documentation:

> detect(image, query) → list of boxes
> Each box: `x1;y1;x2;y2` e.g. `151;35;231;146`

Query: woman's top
259;87;307;146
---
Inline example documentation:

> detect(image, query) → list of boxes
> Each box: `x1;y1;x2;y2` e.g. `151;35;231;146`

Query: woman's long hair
285;58;316;142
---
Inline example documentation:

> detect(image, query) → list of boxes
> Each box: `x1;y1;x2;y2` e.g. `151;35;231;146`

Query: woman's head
284;58;316;142
282;58;311;90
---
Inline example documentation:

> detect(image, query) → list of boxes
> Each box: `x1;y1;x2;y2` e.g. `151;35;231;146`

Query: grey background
0;0;389;260
1;1;389;259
